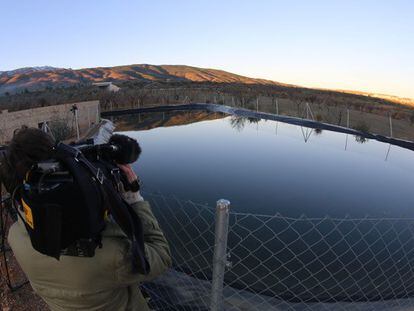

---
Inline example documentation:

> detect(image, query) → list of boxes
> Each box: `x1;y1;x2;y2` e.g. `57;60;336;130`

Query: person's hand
117;164;144;202
117;164;137;184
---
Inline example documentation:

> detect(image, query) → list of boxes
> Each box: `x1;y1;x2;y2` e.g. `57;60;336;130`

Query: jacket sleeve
115;198;172;285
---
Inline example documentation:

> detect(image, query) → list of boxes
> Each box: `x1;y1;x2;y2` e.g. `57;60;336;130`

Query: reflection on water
116;111;414;218
115;111;414;301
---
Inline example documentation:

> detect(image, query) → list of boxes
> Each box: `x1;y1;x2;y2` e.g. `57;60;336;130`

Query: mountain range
0;64;412;106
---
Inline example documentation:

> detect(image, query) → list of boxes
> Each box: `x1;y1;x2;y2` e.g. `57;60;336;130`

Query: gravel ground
1;213;48;311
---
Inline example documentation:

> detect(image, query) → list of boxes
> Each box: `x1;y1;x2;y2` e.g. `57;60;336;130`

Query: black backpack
18;143;149;274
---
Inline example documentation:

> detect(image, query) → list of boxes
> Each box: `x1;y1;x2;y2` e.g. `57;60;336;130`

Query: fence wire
100;88;414;142
142;192;414;311
144;193;216;310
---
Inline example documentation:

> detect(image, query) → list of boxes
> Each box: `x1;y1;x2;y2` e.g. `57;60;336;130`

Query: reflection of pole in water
300;126;313;143
345;134;348;151
275;121;278;135
345;108;350;150
385;144;391;161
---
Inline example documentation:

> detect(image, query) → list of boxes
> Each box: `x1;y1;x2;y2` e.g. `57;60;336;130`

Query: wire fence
99;88;414;143
142;192;414;311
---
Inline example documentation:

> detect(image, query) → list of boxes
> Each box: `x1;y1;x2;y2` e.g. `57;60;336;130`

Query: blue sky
1;0;413;98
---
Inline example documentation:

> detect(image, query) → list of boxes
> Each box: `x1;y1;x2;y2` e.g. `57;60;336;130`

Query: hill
0;64;287;95
1;64;412;108
335;89;414;108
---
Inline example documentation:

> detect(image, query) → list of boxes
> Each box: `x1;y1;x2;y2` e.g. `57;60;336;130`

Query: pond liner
102;103;414;152
104;104;414;302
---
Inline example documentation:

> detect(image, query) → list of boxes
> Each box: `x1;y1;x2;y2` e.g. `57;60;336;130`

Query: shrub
49;119;72;142
353;121;370;133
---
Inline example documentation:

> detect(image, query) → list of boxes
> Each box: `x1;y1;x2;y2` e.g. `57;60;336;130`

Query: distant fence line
102;103;414;153
99;88;414;142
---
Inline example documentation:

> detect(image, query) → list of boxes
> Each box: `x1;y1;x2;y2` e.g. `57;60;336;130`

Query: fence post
210;199;231;311
346;108;350;128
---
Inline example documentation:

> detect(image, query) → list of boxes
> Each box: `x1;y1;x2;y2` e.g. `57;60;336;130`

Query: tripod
0;186;29;291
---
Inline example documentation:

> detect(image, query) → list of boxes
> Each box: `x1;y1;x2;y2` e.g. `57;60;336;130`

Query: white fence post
210;199;231;311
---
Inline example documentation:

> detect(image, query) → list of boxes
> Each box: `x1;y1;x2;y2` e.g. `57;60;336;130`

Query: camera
6;133;149;274
78;134;141;165
32;134;142;193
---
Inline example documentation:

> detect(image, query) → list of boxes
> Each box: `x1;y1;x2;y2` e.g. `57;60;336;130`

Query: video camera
1;134;149;274
34;134;142;193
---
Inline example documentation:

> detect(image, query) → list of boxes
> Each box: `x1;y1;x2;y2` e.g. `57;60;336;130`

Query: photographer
2;128;171;311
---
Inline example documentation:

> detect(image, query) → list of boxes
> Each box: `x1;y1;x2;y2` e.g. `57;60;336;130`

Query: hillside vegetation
1;64;414;141
0;64;286;96
0;64;412;107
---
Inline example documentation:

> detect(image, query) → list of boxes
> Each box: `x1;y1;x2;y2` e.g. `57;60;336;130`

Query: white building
93;82;120;92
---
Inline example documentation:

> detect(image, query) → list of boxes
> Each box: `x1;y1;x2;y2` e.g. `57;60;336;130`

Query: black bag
18;143;149;274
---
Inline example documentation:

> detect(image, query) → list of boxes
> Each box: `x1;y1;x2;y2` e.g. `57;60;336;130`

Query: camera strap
56;143;149;275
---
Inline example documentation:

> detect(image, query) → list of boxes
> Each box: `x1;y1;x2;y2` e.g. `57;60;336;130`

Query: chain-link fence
142;192;414;311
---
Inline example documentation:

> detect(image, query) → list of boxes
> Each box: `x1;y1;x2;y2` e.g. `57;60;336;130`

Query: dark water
113;111;414;302
117;112;414;218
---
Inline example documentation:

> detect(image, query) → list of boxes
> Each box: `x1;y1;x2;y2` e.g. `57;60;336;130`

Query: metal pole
210;199;231;311
96;105;100;123
41;122;48;133
256;97;259;112
74;109;80;140
346;109;350;128
389;115;393;138
307;102;315;120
